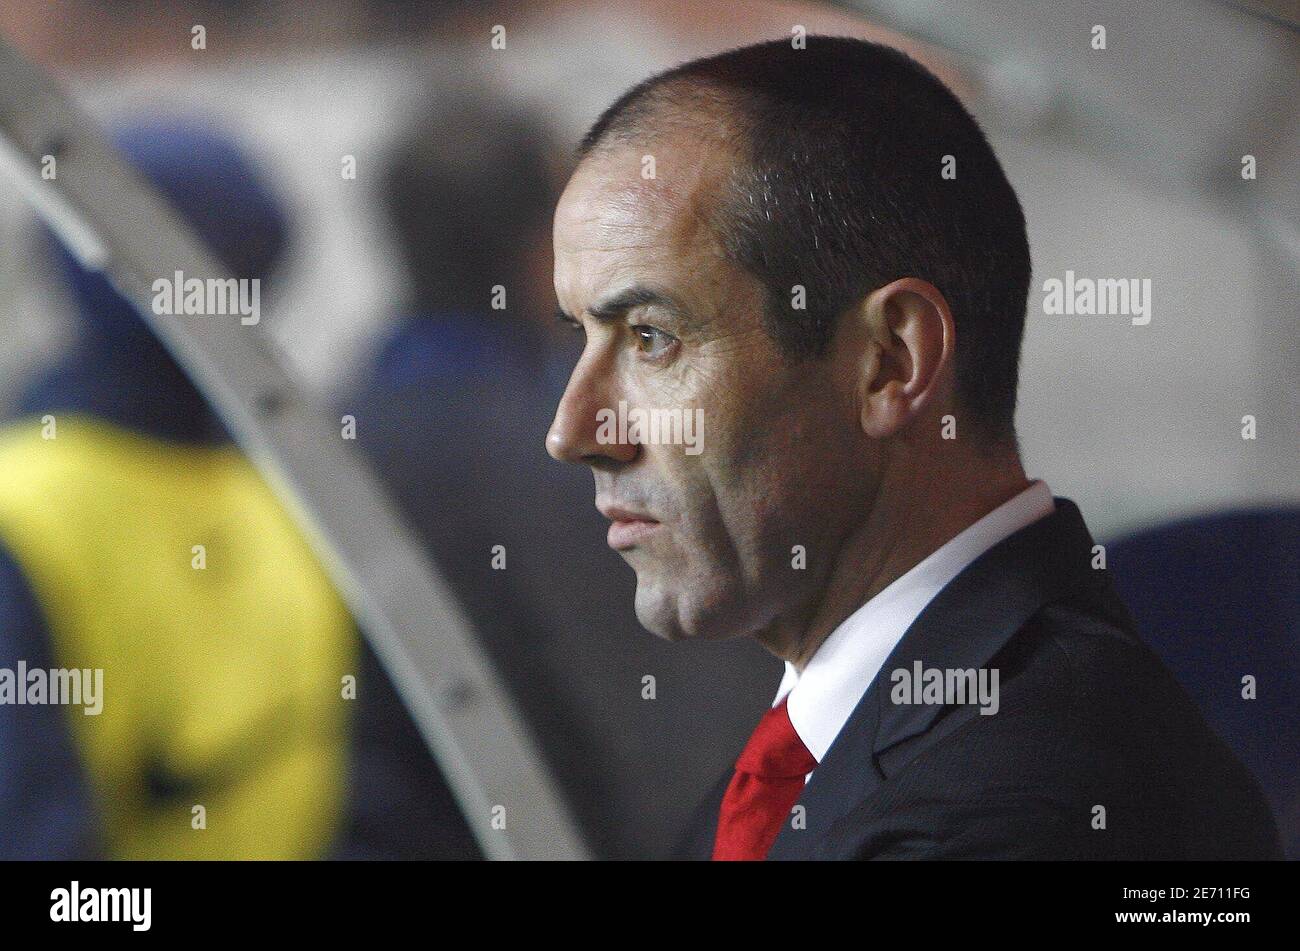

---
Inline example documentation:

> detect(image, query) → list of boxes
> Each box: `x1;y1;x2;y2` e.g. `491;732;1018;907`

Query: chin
631;584;685;640
632;576;744;643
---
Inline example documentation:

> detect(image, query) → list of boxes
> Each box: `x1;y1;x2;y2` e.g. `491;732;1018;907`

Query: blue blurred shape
1108;508;1299;858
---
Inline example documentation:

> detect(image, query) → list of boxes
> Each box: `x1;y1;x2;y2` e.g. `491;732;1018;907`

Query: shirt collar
776;480;1056;762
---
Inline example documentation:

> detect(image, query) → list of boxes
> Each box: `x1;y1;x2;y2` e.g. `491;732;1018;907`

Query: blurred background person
0;117;472;860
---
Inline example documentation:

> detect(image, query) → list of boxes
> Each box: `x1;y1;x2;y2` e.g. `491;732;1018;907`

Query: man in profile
546;36;1281;860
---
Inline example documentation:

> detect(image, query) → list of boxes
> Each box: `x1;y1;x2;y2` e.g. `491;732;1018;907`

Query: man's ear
848;277;956;440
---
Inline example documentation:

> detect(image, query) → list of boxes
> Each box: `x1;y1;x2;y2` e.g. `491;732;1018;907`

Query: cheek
741;454;824;563
725;394;862;549
686;422;815;567
639;348;853;557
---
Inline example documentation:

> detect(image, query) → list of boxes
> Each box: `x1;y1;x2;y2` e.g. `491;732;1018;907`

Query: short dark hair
384;94;558;316
579;36;1031;443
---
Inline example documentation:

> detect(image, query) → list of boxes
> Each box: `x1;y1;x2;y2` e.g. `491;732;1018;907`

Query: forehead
553;139;735;313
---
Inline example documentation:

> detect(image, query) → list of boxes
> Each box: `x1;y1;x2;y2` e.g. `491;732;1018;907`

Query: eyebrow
556;285;694;327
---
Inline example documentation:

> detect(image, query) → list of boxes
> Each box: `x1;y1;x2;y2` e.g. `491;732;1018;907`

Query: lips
597;502;661;551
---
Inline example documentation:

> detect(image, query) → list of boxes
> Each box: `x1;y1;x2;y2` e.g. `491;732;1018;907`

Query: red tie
712;697;816;861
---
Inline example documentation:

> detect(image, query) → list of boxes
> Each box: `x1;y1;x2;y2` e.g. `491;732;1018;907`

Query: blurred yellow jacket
0;414;355;859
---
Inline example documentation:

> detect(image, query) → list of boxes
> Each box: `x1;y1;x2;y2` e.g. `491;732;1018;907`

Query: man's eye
632;325;676;358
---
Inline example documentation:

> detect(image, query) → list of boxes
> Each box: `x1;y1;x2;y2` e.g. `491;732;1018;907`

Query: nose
546;352;638;466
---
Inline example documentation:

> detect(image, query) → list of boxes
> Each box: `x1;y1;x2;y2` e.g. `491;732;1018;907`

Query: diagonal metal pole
0;34;589;861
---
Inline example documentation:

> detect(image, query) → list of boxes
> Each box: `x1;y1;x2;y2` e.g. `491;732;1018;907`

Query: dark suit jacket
679;498;1283;860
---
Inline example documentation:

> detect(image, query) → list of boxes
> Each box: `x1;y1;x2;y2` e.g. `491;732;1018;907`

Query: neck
756;441;1030;670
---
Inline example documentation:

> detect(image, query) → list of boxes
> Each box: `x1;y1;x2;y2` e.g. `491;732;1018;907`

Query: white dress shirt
774;480;1056;768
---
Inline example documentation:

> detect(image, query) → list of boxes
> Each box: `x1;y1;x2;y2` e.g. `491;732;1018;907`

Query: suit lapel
768;498;1118;859
679;768;733;860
